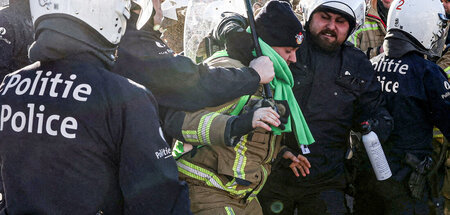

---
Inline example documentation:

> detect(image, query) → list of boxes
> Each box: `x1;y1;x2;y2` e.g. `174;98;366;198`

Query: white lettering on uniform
445;81;450;90
0;70;90;139
0;104;78;139
0;71;92;102
373;58;409;94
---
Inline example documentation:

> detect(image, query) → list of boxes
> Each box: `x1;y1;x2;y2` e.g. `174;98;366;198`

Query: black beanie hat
255;0;305;48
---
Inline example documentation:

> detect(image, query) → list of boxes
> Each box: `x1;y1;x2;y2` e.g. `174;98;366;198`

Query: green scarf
211;32;315;146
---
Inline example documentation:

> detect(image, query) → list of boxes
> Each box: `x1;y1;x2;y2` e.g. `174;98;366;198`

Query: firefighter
173;1;314;214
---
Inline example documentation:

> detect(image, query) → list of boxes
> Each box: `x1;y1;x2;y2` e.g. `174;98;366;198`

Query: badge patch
295;32;304;45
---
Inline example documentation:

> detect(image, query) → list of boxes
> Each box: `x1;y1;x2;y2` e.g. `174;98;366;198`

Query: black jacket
0;54;191;214
0;17;191;214
112;19;260;112
370;33;450;181
0;1;33;81
279;38;392;189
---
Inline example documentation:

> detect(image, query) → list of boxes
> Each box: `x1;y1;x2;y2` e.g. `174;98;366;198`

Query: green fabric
209;31;315;146
229;95;250;115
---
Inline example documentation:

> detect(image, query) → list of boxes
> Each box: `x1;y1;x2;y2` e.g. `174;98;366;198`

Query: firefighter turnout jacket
176;56;284;202
348;1;387;59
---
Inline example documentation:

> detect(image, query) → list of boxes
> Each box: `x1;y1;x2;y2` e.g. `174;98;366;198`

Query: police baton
244;0;273;100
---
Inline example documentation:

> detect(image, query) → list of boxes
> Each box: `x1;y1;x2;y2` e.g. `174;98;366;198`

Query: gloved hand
274;100;290;130
225;31;255;65
229;106;281;146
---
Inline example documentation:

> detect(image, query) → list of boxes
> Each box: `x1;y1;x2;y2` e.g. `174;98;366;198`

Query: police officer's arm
353;59;393;142
0;16;15;79
114;88;191;214
424;65;450;139
114;51;261;112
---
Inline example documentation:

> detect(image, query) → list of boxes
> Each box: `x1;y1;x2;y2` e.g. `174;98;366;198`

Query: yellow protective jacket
348;1;387;59
176;56;284;201
437;50;450;79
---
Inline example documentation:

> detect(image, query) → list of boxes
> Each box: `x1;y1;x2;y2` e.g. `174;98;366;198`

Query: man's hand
252;107;280;131
283;151;311;177
250;56;274;84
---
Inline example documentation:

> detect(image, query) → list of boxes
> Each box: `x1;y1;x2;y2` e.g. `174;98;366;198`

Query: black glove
228;109;255;146
274;100;290;130
225;31;255;65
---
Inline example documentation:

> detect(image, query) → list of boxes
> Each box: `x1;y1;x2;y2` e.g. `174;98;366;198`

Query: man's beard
310;29;341;52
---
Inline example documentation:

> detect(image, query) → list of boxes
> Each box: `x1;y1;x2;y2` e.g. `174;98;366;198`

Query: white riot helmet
300;0;366;34
132;0;153;30
29;0;131;45
386;0;448;50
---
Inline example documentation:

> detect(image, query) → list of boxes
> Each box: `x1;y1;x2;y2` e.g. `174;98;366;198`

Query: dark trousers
354;170;429;215
258;168;347;215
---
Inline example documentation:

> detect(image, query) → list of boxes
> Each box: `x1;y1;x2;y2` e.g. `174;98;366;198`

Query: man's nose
326;20;337;31
289;52;297;64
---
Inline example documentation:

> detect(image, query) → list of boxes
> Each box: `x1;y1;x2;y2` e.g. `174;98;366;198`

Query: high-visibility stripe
217;103;237;114
225;206;235;215
444;67;450;78
233;136;248;179
247;165;268;202
434;127;444;138
264;136;277;163
182;130;198;143
198;112;219;145
349;21;379;46
177;159;252;196
225;178;238;189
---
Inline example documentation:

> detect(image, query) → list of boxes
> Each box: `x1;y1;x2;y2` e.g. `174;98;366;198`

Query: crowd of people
0;0;448;214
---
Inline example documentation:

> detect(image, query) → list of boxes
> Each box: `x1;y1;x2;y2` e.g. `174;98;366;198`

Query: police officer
112;0;275;111
0;0;33;81
0;0;191;214
255;0;393;214
354;0;450;214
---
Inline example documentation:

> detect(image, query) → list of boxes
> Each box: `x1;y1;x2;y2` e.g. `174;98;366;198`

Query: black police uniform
258;36;393;215
112;15;260;112
354;31;450;215
0;1;33;81
0;18;191;214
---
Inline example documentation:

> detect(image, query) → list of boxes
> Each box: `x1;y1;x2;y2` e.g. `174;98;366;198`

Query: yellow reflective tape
349;21;379;46
247;165;269;202
182;130;198;143
233;135;248;179
225;206;235;215
217;103;236;114
177;159;252;196
198;112;219;145
264;136;277;163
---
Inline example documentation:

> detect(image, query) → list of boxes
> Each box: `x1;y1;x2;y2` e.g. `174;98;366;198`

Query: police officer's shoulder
4;61;40;79
99;66;154;98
